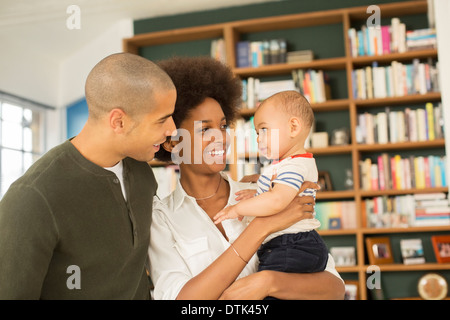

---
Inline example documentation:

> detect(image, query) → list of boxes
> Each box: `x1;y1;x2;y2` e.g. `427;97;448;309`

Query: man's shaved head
85;52;175;120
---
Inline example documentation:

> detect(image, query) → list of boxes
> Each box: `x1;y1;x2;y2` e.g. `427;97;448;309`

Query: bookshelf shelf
359;186;449;198
233;57;347;77
356;139;446;152
316;190;355;200
351;48;438;66
125;0;448;300
318;228;358;236
354;92;441;107
362;225;450;234
123;24;225;54
239;98;351;117
336;266;361;273
336;263;450;273
309;145;353;155
311;99;351;112
366;263;450;272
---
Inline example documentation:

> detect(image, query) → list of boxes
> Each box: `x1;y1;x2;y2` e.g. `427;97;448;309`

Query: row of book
355;103;444;145
364;193;450;228
287;50;313;64
236;39;287;68
352;59;439;100
291;69;331;104
359;154;447;191
235;117;257;155
348;16;436;57
241;78;296;109
315;201;357;230
210;38;227;64
406;28;437;51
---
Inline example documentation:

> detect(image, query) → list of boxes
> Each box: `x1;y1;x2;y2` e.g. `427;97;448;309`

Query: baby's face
253;101;290;160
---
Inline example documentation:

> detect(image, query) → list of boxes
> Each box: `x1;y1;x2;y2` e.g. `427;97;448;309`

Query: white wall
434;0;450;188
58;19;133;109
0;18;133;151
0;39;59;108
49;19;133;150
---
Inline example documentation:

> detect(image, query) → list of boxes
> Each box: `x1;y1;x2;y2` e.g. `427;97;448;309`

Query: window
0;96;47;198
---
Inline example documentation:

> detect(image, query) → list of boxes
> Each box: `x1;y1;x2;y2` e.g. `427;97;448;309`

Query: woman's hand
298;181;321;194
252;181;320;236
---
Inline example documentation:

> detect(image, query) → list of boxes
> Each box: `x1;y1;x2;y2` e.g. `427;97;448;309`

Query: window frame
0;92;50;197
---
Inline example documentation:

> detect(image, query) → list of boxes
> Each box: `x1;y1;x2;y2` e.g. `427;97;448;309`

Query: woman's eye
221;124;228;130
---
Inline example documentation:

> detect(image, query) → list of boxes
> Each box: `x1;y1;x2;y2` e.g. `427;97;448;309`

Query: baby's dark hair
155;56;242;162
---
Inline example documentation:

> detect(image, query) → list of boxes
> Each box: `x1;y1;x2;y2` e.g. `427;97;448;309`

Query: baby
214;90;328;278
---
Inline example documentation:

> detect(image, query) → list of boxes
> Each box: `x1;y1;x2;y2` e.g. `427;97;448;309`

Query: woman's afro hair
155;56;242;162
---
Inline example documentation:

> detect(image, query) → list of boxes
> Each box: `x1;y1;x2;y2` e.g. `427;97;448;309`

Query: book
347;18;433;57
236;41;250;68
210;38;226;63
235;39;288;68
356;103;443;145
287;50;313;63
315;201;357;230
360;154;447;191
400;239;426;265
352;60;439;99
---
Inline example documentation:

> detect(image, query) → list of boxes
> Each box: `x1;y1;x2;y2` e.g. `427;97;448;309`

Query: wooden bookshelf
233;57;347;77
125;0;449;300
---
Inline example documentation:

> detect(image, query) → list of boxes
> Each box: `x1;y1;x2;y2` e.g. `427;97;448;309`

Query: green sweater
0;140;156;299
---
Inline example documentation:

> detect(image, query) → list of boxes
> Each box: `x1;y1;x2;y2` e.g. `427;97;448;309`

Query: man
0;53;176;299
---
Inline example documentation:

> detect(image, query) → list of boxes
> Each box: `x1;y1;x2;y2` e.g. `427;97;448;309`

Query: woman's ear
289;117;302;137
162;138;177;153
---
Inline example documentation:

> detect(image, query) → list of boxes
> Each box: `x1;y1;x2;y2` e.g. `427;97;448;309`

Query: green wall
134;0;415;34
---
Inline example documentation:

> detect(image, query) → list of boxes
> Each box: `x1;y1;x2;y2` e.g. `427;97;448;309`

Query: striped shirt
256;153;321;243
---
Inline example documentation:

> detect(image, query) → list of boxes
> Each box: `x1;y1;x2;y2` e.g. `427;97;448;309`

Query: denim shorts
257;230;328;273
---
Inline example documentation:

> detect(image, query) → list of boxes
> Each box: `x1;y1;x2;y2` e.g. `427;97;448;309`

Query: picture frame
328;217;342;230
431;235;450;263
317;171;332;191
365;236;394;265
400;238;426;265
344;280;359;300
331;127;350;146
330;246;356;267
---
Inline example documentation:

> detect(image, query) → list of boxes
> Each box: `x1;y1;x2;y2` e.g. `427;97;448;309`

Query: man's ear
289;117;302;137
110;108;127;133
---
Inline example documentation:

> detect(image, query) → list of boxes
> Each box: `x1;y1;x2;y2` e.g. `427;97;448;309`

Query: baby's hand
235;189;257;201
213;205;241;224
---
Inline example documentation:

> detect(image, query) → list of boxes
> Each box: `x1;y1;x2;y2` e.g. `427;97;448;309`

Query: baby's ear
289;117;302;137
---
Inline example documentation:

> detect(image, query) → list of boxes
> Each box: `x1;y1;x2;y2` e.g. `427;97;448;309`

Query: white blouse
148;173;342;300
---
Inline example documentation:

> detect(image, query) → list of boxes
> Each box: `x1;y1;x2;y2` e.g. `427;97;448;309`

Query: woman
148;56;345;300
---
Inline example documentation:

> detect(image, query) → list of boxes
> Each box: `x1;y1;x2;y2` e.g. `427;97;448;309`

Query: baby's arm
213;183;298;224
